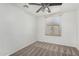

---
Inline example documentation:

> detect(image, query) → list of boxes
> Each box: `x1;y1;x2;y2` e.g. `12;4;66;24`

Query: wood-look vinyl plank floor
10;41;79;56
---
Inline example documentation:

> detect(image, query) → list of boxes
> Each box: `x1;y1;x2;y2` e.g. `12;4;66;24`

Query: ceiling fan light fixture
23;3;29;8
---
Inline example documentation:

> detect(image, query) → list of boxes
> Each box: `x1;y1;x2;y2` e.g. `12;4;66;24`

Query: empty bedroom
0;3;79;56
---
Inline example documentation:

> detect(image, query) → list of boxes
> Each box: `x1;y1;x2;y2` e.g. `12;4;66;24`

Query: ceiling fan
24;3;62;13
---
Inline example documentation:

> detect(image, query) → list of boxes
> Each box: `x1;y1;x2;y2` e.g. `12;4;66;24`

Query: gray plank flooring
10;41;79;56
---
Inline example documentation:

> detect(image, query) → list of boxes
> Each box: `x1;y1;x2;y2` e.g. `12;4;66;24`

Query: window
45;15;61;36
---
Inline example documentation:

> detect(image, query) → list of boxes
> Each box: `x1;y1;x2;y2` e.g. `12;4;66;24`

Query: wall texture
0;4;37;56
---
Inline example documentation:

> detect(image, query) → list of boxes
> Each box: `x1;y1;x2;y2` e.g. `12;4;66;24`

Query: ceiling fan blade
49;3;62;6
29;3;41;5
47;7;51;13
36;7;43;13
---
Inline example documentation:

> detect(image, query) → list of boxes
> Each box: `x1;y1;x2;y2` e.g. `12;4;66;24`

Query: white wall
37;11;77;47
76;9;79;50
0;4;37;56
